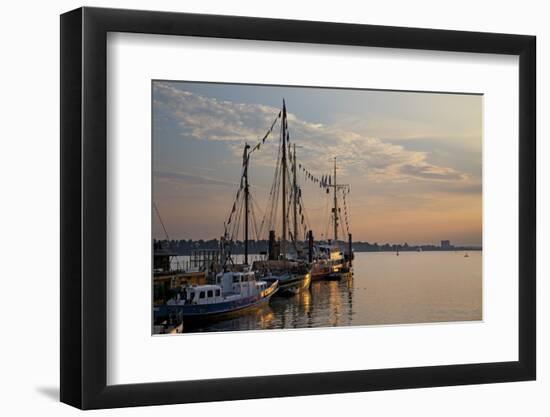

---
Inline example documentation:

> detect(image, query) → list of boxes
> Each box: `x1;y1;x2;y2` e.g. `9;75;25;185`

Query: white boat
311;244;346;280
157;270;278;320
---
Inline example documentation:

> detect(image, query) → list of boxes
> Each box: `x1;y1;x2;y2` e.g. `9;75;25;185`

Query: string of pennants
296;186;311;240
298;163;335;194
341;187;351;235
227;110;282;232
247;110;282;156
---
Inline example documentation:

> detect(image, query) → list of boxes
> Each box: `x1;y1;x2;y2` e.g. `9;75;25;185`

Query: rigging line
224;184;243;235
299;193;312;236
153;202;171;241
339;209;347;242
321;191;330;240
273;162;283;230
232;195;245;244
250;194;262;242
229;190;242;241
248;112;281;156
254;196;266;240
341;188;351;234
268;140;283;233
260;129;283;237
153;202;184;271
266;164;278;234
251;206;260;242
286;165;296;231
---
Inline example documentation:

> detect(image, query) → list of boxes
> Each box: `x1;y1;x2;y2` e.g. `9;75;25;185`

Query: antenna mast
293;143;298;242
243;143;250;265
281;100;287;259
333;157;338;242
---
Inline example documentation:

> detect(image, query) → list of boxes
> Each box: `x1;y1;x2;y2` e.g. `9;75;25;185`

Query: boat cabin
316;245;344;261
179;285;224;305
215;271;258;297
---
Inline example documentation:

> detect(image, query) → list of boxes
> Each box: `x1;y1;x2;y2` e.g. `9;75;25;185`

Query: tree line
154;239;481;255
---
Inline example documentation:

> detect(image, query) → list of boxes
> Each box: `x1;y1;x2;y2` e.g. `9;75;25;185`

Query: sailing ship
255;100;312;295
222;100;312;296
309;157;354;281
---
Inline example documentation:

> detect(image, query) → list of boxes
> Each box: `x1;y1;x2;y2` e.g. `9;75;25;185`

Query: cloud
153;82;468;183
154;170;239;188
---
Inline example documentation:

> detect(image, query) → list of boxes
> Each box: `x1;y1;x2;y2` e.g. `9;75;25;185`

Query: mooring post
268;230;276;260
308;230;314;263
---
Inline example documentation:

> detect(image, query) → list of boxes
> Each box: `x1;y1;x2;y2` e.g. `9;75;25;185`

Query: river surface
170;251;482;333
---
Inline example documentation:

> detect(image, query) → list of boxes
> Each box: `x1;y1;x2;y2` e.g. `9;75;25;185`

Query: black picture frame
60;6;536;410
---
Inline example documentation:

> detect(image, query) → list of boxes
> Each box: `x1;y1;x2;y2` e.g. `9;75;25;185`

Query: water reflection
185;271;355;333
178;251;482;333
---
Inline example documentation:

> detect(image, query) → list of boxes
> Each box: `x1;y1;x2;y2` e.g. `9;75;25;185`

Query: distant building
441;240;452;248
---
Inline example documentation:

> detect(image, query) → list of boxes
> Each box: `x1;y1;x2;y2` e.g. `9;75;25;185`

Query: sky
152;81;482;246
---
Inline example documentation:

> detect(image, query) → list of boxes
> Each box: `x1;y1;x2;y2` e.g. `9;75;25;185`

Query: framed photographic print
60;6;536;409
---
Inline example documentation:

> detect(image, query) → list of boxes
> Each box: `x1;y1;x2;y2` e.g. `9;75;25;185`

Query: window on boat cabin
207;290;213;298
199;291;205;299
233;276;239;284
215;289;221;297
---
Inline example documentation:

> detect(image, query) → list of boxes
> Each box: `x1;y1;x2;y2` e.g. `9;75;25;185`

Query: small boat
464;253;469;258
311;244;345;279
155;270;278;321
253;259;311;296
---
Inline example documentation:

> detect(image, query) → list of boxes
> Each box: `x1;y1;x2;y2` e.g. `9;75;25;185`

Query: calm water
171;251;482;332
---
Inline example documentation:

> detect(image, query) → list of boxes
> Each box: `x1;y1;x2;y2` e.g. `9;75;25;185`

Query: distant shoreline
154;238;481;256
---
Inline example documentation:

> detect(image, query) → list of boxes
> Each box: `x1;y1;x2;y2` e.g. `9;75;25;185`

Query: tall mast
333;157;338;242
243;143;250;264
293;143;298;243
281;100;287;258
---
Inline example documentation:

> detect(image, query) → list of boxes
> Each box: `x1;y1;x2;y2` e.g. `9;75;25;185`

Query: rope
248;111;281;156
153;202;182;270
153;202;171;241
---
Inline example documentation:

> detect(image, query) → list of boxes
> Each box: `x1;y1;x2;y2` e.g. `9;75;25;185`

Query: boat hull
325;271;353;280
266;272;311;296
154;284;278;321
311;259;352;280
310;262;333;281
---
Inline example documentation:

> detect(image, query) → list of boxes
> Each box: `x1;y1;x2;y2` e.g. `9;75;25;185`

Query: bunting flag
249;111;281;156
